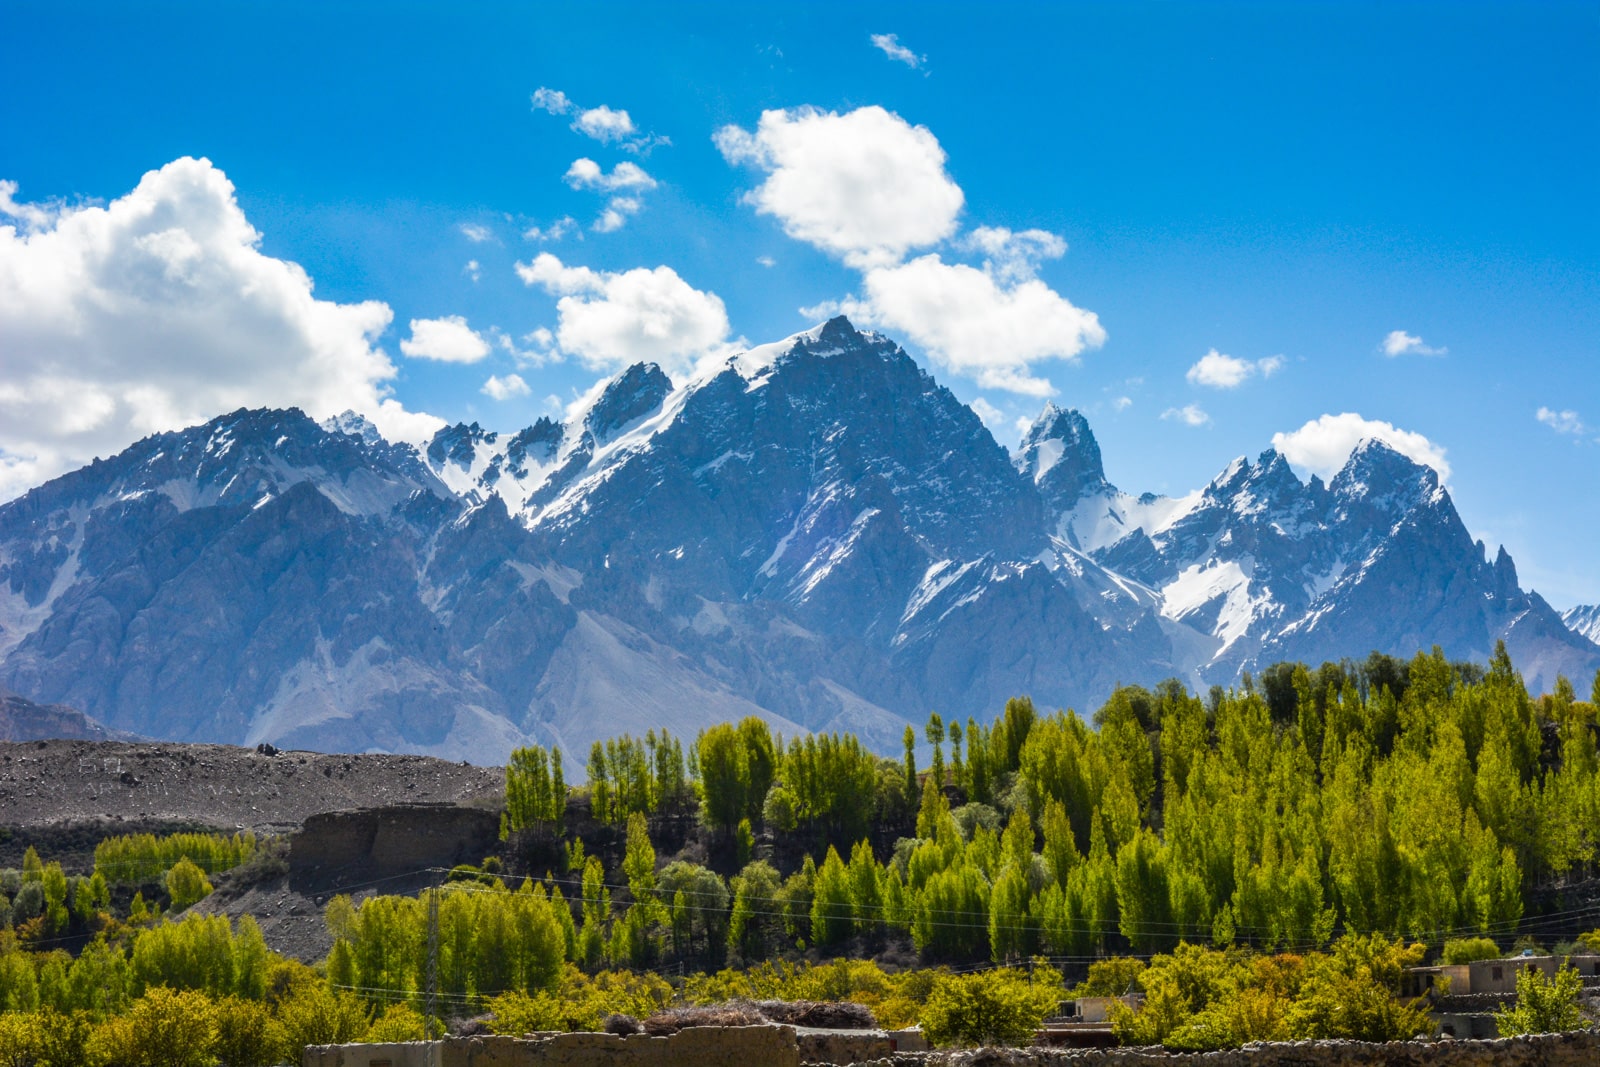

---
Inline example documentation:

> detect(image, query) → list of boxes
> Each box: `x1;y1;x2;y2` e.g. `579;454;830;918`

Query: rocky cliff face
1563;604;1600;647
1;319;1593;762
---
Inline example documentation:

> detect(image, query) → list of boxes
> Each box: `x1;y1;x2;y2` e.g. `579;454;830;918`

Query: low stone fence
891;1030;1600;1066
305;1027;1600;1067
303;1025;803;1067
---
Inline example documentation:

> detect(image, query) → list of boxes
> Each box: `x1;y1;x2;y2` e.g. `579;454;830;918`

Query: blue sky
2;2;1596;607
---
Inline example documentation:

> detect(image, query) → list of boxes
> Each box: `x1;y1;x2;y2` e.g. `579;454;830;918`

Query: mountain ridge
1;318;1594;761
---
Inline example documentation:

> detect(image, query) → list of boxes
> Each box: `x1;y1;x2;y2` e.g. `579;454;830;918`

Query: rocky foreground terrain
0;738;502;845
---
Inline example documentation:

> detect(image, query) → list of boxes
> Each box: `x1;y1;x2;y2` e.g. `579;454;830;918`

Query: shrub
1442;937;1501;965
919;966;1061;1047
165;858;213;912
89;987;218;1067
1496;963;1587;1036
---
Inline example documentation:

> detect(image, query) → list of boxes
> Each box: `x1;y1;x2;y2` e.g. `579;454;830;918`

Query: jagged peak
585;362;673;442
321;410;384;447
1330;437;1439;498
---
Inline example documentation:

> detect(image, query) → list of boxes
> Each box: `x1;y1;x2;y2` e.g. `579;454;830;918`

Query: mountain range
1;317;1595;762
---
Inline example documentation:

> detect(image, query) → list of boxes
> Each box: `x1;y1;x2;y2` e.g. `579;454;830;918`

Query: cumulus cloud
463;260;481;283
1536;406;1587;436
1272;412;1450;481
563;159;657;193
814;254;1105;395
593;197;642;234
715;105;964;269
524;217;578;242
0;157;442;501
958;226;1066;286
1382;329;1446;357
530;87;669;154
515;252;730;374
870;33;925;68
399;316;490;363
1162;404;1211;427
1186;349;1285;389
756;255;776;268
481;373;531;401
459;222;493;243
1112;396;1133;412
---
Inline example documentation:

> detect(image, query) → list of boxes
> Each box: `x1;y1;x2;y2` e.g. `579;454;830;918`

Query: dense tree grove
0;646;1597;1059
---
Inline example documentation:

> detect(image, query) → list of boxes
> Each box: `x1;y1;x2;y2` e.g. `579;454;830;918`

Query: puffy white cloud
1272;412;1450;481
1536;406;1587;436
715;105;964;269
574;105;636;143
458;222;493;243
481;373;531;401
531;87;573;115
1162;404;1211;427
531;88;669;153
0;157;441;501
515;252;730;374
463;260;481;283
870;33;925;68
593;197;642;233
958;226;1066;285
1112;396;1133;412
563;158;656;193
811;253;1105;396
524;217;578;242
756;255;776;268
1382;329;1446;357
1186;349;1285;389
399;315;490;363
491;326;558;368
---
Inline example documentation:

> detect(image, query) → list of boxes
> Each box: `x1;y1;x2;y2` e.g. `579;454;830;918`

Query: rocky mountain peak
585;363;673;442
1016;402;1110;514
1562;604;1600;645
321;410;384;448
427;422;497;471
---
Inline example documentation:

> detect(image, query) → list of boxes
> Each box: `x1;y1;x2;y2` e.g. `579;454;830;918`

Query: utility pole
425;877;441;1039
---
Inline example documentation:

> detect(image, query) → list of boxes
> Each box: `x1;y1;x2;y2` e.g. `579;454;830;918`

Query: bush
1072;956;1147;997
1442;937;1501;965
89;987;218;1067
165;858;213;912
1496;963;1588;1036
212;996;286;1067
919;966;1061;1047
363;1003;429;1042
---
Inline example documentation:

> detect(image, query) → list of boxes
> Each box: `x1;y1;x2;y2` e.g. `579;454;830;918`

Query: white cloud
531;87;573;115
531;88;669;154
0;157;441;501
811;253;1105;396
563;158;657;193
399;315;490;363
481;373;531;401
1162;404;1211;427
463;260;481;283
593;197;642;233
870;33;926;68
524;217;578;242
574;105;636;143
958;226;1066;285
515;252;730;374
491;327;559;368
459;222;493;243
968;397;1003;427
715;105;964;269
756;255;776;268
1112;396;1133;412
1536;406;1587;436
1272;412;1450;481
1382;329;1446;357
1185;349;1285;389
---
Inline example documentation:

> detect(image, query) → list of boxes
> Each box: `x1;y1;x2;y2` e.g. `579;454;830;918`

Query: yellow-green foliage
487;966;672;1033
93;832;258;884
1442;937;1502;965
919;963;1064;1047
164;857;213;912
1496;963;1588;1036
1111;935;1431;1051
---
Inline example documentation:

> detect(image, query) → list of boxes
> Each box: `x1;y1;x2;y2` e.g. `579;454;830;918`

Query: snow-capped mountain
1563;604;1600;646
1;318;1594;762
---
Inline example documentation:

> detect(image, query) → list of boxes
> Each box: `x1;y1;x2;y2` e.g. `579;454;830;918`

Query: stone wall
303;1025;802;1067
290;805;501;893
305;1028;1600;1067
890;1030;1600;1066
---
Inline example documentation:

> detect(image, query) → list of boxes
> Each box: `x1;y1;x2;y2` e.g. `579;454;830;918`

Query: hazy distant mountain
1;318;1594;762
